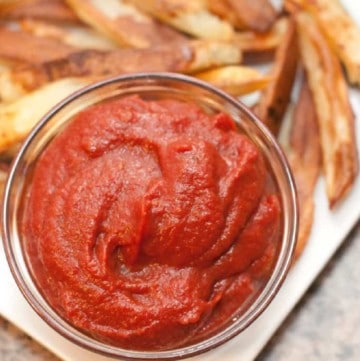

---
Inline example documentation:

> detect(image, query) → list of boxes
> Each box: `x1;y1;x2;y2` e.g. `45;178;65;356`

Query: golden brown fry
226;0;278;32
65;0;185;48
289;0;360;85
255;17;298;135
235;17;288;57
0;0;80;23
0;77;90;152
284;0;300;14
297;11;358;207
0;69;27;102
0;161;9;199
0;143;20;162
126;0;234;40
287;76;321;260
195;66;271;96
207;0;242;30
20;19;118;50
0;62;8;71
289;84;321;175
184;40;242;73
0;0;23;9
207;0;278;32
6;40;242;92
0;27;78;64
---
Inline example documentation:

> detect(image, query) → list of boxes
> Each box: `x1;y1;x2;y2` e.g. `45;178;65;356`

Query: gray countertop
1;221;359;361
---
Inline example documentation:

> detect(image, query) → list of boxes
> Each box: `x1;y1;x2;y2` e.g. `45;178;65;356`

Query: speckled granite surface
0;318;59;361
1;221;359;361
257;220;360;361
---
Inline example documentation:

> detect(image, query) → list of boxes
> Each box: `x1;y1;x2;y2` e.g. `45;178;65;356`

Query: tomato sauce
22;96;281;350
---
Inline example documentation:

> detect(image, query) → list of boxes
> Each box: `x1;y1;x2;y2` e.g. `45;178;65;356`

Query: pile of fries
0;0;359;260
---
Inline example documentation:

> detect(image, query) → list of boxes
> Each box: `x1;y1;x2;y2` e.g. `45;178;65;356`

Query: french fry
0;77;90;152
287;76;321;260
288;0;360;85
126;0;234;40
195;66;271;96
0;62;8;71
207;0;278;32
235;17;288;60
0;143;20;162
0;68;27;102
297;11;358;207
0;0;23;9
0;0;80;24
255;16;298;135
20;19;118;50
0;161;9;199
184;40;242;73
0;27;78;64
5;40;242;92
64;0;185;48
226;0;278;32
207;0;243;30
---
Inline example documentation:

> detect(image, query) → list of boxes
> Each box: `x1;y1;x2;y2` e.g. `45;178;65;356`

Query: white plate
1;2;360;360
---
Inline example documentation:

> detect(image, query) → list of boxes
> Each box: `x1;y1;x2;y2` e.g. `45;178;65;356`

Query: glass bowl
2;73;297;360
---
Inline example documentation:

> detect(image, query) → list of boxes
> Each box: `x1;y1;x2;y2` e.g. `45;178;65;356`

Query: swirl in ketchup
23;96;281;350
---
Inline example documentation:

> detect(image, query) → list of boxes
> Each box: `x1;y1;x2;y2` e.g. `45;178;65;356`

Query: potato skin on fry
208;0;278;32
288;0;360;85
6;40;241;92
297;11;358;207
255;16;299;135
207;0;243;30
287;76;321;260
227;0;278;32
65;0;185;48
0;27;78;64
0;0;80;24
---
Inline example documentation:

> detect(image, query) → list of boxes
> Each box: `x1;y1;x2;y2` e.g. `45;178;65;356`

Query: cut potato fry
255;16;298;135
185;40;242;73
126;0;234;40
287;76;321;260
207;0;243;30
0;143;20;162
0;69;27;102
65;0;185;48
207;0;278;32
297;11;358;207
0;161;9;199
0;27;78;64
0;0;80;23
195;66;271;96
6;40;241;92
0;0;22;8
226;0;278;32
289;0;360;85
0;77;90;152
0;62;8;72
20;19;118;50
235;17;288;56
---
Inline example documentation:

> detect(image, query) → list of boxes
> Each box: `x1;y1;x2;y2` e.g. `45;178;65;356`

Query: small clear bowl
2;73;298;360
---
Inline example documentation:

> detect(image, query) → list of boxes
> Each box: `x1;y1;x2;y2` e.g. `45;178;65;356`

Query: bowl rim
1;72;298;360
